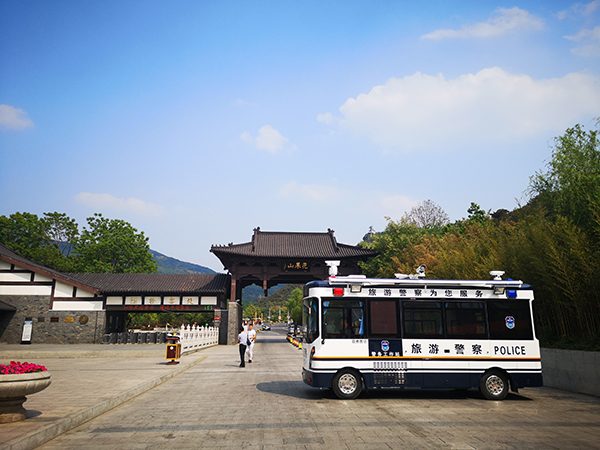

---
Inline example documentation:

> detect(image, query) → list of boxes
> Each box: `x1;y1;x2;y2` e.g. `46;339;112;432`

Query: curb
0;355;207;450
0;348;165;360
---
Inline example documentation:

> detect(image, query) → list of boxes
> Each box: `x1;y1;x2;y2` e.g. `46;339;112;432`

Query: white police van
302;264;542;400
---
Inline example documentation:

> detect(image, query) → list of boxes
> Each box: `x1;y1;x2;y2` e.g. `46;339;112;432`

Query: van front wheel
332;369;362;400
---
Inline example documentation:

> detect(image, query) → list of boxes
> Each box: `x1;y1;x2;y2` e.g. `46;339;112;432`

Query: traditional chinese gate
211;228;377;344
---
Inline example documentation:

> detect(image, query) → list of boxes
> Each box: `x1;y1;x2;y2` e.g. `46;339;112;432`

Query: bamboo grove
359;123;600;350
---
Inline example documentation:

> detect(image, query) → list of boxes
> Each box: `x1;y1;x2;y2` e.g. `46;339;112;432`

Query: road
37;323;600;449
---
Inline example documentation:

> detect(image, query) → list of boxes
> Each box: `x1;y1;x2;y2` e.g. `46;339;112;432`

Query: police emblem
505;316;515;329
381;340;390;352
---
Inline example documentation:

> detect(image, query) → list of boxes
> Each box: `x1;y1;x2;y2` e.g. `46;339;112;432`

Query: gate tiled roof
211;228;376;259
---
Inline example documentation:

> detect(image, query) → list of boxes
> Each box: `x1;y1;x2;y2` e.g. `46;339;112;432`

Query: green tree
72;213;157;273
466;202;488;224
286;288;303;324
359;219;430;278
0;212;77;271
128;313;159;327
244;303;258;320
529;123;600;237
42;212;79;257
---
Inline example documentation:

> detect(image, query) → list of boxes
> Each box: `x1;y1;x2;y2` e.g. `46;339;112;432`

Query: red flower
0;361;47;375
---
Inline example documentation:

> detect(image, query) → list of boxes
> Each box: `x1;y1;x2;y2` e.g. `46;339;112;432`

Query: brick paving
3;325;600;449
0;345;206;450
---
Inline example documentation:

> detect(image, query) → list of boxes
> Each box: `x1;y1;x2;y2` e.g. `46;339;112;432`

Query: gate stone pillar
227;301;242;345
216;309;228;345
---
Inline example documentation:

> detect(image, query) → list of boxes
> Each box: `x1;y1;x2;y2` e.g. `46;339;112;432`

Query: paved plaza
2;324;600;450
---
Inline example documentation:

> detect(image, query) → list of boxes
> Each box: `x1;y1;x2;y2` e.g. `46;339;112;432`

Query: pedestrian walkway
0;343;166;360
0;344;211;450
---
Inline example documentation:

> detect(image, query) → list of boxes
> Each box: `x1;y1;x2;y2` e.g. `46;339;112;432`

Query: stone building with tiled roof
0;243;230;345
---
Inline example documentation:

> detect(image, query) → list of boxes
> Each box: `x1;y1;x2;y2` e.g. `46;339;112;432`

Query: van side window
445;301;486;338
403;301;442;338
369;300;399;336
322;299;365;339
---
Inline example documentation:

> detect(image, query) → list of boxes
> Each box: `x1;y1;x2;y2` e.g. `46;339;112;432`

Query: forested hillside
243;284;303;321
151;250;216;274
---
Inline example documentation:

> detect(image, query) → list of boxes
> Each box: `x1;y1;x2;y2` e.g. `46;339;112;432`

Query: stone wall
0;295;105;344
541;348;600;397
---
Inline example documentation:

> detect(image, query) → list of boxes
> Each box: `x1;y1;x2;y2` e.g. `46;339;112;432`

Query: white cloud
241;125;295;154
326;67;600;152
0;104;34;131
422;7;544;40
279;182;419;218
241;131;254;144
558;1;600;19
575;0;599;16
74;192;165;217
317;112;335;124
565;26;600;57
279;182;340;202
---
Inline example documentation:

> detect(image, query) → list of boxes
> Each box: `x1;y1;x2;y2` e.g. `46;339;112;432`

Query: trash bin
166;336;181;364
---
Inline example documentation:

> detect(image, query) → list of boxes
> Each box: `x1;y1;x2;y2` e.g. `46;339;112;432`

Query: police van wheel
480;370;508;400
332;369;362;400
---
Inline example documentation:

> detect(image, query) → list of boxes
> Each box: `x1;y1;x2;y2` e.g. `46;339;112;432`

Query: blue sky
2;1;600;271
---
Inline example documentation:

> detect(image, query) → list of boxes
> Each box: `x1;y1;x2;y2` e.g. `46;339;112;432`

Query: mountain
151;250;217;274
242;284;286;304
254;284;302;308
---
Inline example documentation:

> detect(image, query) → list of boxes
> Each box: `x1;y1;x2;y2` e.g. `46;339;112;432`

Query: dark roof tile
211;228;376;259
66;273;230;295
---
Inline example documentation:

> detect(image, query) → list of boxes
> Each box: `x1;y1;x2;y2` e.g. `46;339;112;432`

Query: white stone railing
178;325;219;354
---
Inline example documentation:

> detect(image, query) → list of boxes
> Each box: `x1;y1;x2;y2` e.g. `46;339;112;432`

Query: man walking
237;326;248;367
247;323;256;363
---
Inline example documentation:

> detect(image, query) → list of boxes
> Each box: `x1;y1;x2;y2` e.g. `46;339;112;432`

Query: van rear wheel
332;369;362;400
479;370;508;400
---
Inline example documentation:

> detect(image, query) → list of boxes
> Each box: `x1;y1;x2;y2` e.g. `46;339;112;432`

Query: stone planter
0;371;52;423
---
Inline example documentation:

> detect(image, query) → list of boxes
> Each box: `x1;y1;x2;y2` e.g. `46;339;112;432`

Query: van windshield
303;297;319;343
